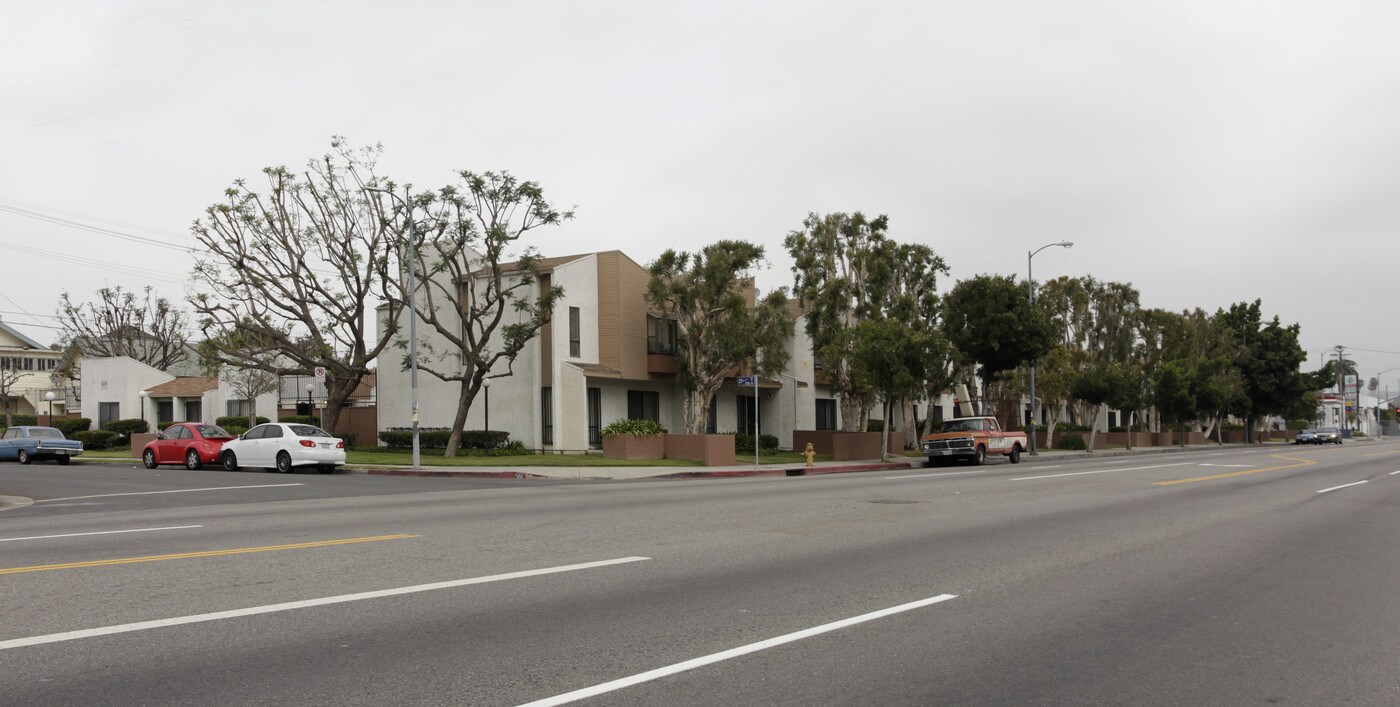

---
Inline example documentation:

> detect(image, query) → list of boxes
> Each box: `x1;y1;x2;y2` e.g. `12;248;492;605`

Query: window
166;425;190;440
99;402;119;429
706;394;717;434
587;388;602;447
541;387;553;445
647;315;677;355
737;396;757;436
815;399;837;431
569;307;581;358
185;400;202;424
627;390;660;422
156;401;174;425
227;399;252;418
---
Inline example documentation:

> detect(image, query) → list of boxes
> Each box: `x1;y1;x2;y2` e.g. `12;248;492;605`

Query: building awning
567;362;623;379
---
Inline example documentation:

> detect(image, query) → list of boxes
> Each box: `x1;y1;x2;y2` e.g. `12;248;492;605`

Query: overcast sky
3;1;1398;390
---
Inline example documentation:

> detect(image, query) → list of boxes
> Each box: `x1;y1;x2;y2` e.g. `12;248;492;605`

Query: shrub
337;432;357;446
866;419;884;432
279;415;317;425
1287;420;1311;430
105;418;149;437
601;419;667;437
223;424;248;437
732;432;780;454
378;428;509;450
71;430;120;450
51;418;91;434
1056;434;1088;451
216;415;269;428
10;414;39;426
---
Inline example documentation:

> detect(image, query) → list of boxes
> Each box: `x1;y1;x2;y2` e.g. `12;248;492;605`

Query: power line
0;241;189;286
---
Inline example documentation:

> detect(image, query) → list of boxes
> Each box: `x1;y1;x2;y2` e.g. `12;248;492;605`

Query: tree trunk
839;394;862;432
320;376;358;439
904;397;919;451
1125;410;1134;450
1086;404;1101;452
444;379;476;457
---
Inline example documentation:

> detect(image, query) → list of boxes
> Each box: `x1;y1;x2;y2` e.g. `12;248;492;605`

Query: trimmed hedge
216;415;269;428
104;418;150;436
52;417;92;434
279;415;318;425
1056;434;1088;451
6;414;38;427
379;428;510;450
733;432;779;454
601;419;667;436
72;430;120;450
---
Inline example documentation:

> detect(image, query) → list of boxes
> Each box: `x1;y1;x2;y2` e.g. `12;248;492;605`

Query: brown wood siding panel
596;251;653;381
540;273;553;386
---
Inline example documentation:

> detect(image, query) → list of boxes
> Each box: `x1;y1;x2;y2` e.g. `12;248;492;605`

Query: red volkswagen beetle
142;423;236;470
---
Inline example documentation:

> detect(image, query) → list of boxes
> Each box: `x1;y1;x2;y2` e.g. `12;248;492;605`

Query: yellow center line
1153;453;1317;486
0;534;420;576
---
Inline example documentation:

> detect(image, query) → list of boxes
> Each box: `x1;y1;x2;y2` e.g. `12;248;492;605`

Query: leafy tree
786;212;946;431
941;274;1056;415
57;285;190;372
380;172;572;456
646;240;794;435
847;318;943;460
1103;363;1148;448
1218;300;1309;441
190;138;402;437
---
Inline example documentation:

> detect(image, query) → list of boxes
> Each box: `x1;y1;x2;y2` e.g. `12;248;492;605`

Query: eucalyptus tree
847;318;944;460
190;138;402;436
379;171;572;456
646;240;793;434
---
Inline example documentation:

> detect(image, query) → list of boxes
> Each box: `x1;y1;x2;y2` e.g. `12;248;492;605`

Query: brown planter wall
1152;431;1176;446
129;432;158;458
664;434;736;466
830;432;902;460
602;434;665;460
1106;431;1153;447
793;430;836;456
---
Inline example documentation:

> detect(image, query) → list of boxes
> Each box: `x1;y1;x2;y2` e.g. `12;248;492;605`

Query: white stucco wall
80;356;173;427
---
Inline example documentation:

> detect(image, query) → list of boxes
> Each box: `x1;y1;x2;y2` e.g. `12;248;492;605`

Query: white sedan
218;422;346;474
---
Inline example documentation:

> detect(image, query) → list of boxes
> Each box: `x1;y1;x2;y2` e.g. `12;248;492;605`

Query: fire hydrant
804;442;817;467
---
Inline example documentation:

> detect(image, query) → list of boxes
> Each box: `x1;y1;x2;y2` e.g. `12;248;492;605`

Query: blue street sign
737;376;756;386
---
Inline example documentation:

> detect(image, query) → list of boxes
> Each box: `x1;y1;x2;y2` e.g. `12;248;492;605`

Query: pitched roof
145;377;219;397
0;319;48;350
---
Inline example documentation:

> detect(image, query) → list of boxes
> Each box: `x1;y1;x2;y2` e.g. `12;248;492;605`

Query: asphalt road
3;441;1399;705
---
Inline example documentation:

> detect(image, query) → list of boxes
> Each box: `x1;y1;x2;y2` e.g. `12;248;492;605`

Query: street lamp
138;390;148;430
305;383;314;421
483;377;492;431
366;185;422;470
1027;240;1074;456
44;391;55;421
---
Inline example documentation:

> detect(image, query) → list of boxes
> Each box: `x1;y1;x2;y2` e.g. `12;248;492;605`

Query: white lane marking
37;484;305;502
0;556;650;651
1012;462;1194;481
884;470;986;480
0;526;202;543
1390;471;1400;476
1317;480;1368;494
517;593;958;707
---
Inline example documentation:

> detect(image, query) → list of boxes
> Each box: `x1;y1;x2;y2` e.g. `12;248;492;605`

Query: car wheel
276;451;293;473
17;449;30;465
972;446;987;465
56;455;71;466
1009;445;1022;464
143;450;158;469
220;451;239;472
185;449;204;470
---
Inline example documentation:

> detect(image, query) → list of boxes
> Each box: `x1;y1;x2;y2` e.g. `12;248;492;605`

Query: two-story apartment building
0;319;68;417
377;250;847;451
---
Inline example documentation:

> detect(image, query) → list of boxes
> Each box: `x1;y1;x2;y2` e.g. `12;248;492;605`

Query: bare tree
57;286;190;370
190;138;403;436
0;357;23;427
379;171;573;456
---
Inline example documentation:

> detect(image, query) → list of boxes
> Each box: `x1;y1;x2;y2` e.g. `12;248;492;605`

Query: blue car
0;426;84;465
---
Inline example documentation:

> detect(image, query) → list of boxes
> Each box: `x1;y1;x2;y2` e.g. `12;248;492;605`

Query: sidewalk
348;441;1297;481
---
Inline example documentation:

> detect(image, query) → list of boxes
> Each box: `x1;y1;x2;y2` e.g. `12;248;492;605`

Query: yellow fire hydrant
804;442;817;467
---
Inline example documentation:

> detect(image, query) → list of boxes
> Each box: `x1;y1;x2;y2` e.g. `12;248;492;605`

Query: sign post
738;376;759;467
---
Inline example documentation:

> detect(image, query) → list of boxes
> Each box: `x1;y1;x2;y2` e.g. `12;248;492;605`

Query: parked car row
1294;427;1344;445
143;422;345;473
